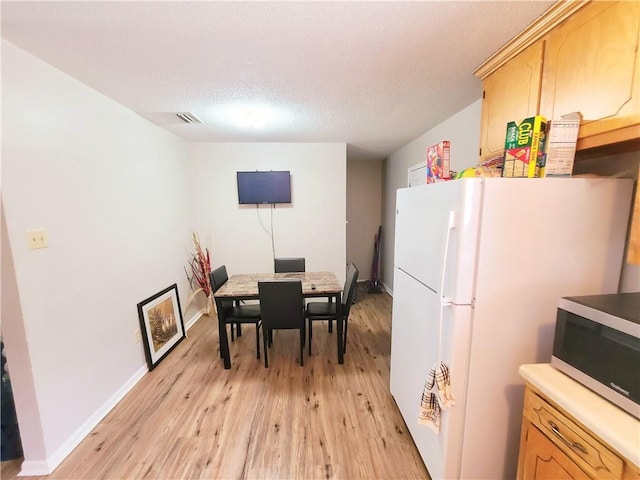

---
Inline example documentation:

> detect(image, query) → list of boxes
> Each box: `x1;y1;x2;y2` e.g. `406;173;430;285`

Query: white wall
347;158;383;283
188;143;347;284
1;40;348;475
382;100;482;292
573;150;640;293
1;40;194;474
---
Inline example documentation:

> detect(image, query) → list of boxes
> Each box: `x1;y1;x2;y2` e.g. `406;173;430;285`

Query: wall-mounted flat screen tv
237;170;291;204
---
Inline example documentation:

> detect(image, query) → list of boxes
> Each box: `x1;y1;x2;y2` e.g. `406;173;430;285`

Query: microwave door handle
440;211;456;307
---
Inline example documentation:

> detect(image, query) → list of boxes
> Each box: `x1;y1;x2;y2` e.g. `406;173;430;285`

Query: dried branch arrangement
185;233;212;298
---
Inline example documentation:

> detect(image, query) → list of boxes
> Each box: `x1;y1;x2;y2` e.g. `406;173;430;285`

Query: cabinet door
540;1;640;150
521;424;592;480
627;165;640;265
479;40;544;161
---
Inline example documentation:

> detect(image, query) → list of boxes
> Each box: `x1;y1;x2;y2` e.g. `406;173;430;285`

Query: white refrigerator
389;177;633;480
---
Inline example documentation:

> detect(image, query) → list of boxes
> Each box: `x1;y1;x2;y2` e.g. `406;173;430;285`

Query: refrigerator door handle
440;211;456;306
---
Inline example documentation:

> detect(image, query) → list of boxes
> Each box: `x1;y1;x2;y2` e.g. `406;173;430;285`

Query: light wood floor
1;284;430;479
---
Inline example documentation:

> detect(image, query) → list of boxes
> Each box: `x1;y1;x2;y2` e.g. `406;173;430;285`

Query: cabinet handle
548;420;588;454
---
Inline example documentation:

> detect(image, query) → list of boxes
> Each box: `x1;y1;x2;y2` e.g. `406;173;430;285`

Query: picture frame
137;283;186;371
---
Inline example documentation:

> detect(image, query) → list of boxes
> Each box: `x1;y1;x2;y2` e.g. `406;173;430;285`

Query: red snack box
426;141;450;184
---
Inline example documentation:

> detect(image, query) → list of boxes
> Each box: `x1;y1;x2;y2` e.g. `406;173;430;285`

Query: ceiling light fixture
213;103;291;131
239;110;267;129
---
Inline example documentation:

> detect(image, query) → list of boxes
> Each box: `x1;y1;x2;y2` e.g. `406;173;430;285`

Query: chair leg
299;327;304;366
268;329;273;347
236;323;242;337
308;318;313;355
256;323;261;360
343;317;348;354
328;297;334;333
230;323;235;342
263;328;269;368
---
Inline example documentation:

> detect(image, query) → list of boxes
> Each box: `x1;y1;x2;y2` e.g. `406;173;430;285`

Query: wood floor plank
1;285;430;480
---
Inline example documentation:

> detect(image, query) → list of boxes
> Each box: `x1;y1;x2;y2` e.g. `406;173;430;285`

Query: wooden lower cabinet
519;421;591;479
517;386;639;480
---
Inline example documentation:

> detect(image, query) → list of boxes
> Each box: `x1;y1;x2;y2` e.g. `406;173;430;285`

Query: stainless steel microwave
551;292;640;419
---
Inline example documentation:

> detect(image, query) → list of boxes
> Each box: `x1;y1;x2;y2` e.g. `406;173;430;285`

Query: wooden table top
213;271;342;299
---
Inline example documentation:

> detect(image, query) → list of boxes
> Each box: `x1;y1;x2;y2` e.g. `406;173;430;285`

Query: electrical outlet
134;330;141;344
26;229;48;250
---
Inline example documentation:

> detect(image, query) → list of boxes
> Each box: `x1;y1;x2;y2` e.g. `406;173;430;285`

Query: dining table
213;271;343;369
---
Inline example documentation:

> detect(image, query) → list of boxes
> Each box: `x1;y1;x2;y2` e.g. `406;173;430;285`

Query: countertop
519;363;640;468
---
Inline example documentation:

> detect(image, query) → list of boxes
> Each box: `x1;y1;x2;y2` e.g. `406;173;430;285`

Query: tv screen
237;171;291;204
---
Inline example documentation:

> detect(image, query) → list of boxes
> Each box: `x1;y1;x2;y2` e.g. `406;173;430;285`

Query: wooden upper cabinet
475;1;640;161
479;41;544;161
540;1;640;150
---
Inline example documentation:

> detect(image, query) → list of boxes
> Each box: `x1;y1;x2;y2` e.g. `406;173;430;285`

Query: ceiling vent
176;112;202;124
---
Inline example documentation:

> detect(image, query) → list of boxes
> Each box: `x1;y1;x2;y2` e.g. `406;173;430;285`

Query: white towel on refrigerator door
418;362;455;433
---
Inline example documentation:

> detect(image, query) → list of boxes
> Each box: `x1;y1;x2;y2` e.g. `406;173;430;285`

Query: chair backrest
209;265;229;294
258;280;305;330
274;257;306;273
342;263;359;318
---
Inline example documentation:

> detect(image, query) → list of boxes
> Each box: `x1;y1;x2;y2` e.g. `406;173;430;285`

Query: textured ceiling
1;1;555;161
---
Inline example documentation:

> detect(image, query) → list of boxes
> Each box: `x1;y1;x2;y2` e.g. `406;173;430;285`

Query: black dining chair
306;263;359;355
271;258;306;346
209;265;262;359
258;280;306;368
274;257;306;273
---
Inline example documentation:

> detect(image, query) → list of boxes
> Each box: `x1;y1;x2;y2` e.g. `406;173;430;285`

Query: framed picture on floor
137;283;186;371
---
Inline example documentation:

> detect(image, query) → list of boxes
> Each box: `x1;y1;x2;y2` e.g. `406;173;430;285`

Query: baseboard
16;459;52;477
19;365;147;476
185;309;205;331
355;279;392;296
17;310;207;476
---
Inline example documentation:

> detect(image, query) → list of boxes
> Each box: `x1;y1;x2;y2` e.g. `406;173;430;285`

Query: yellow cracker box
501;116;547;178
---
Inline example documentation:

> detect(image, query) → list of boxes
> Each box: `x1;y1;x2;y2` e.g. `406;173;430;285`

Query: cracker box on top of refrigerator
542;112;581;177
426;141;450;184
501;115;547;178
